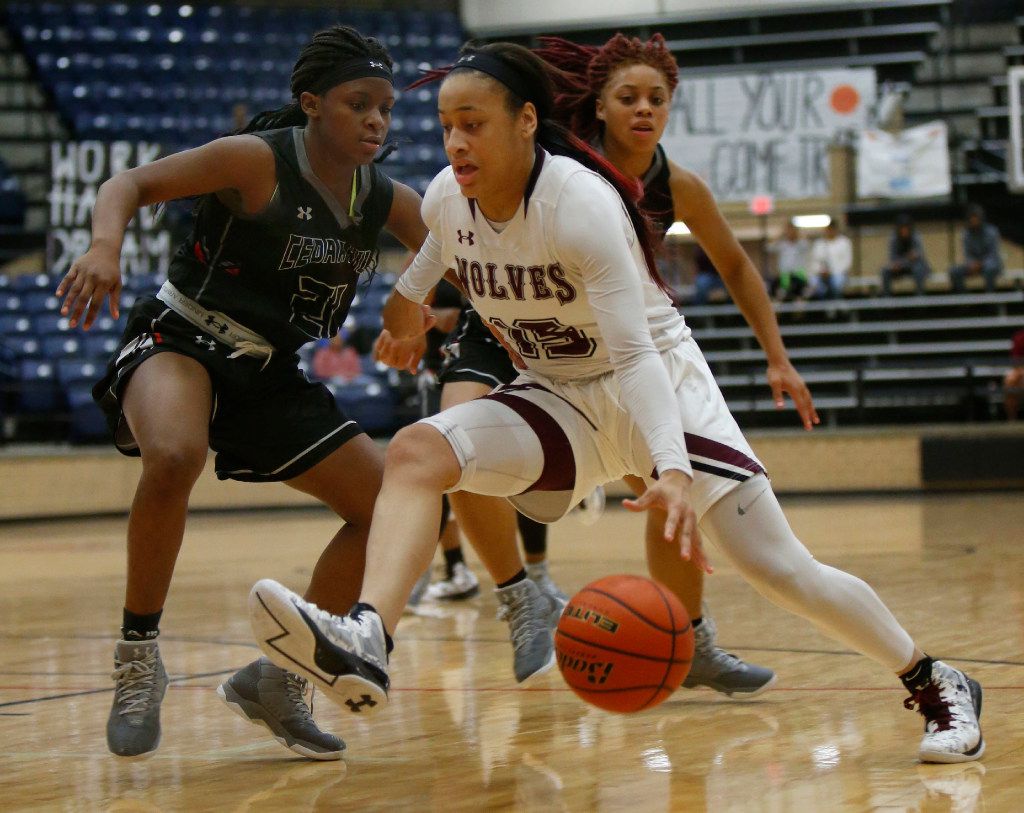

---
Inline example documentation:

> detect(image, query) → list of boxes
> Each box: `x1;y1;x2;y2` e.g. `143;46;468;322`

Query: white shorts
419;339;765;523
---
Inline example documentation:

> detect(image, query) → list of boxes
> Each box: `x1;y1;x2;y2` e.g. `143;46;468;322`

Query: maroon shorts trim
483;392;576;493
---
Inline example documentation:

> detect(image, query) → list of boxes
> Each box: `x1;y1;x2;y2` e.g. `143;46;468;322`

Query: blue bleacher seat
330;375;395;434
57;357;101;386
0;314;32;335
32;313;73;336
2;335;42;359
65;380;108;436
12;274;53;292
18;359;62;412
42;335;85;359
19;291;61;315
82;333;120;360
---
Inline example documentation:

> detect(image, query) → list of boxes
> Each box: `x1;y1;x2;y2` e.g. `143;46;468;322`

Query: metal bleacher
684;291;1024;428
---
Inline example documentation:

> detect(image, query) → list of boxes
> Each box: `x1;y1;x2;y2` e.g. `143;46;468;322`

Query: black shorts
94;296;363;482
437;307;517;389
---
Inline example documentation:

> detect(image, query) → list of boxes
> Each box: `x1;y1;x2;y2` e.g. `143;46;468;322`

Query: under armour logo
457;229;474;245
345;694;378;712
297;206;312;221
458;54;476;64
368;60;385;69
194;335;216;351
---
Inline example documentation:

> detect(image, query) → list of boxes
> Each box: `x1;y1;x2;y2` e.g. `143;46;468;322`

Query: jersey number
290;277;350;339
489;317;597;360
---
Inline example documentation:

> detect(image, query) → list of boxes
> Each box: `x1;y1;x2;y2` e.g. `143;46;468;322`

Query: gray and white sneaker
249;579;390;717
683;614;776;697
525;561;569;603
496;578;564;683
426;561;480;601
218;657;345;760
107;639;169;758
905;661;984;763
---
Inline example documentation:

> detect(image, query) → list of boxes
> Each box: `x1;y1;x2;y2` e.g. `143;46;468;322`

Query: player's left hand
623;470;710;573
374;331;426;374
766;359;819;430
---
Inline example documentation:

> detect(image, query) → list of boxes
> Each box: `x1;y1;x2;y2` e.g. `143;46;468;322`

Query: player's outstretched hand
374;331;426;374
55;244;122;329
767;358;819;431
622;470;710;573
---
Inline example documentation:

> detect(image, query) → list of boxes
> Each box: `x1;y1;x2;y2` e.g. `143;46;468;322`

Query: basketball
555;575;694;713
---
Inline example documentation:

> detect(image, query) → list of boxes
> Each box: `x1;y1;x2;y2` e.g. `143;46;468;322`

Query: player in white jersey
247;42;984;763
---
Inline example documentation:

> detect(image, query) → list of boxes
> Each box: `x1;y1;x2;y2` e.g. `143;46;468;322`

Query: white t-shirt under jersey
397;150;691;477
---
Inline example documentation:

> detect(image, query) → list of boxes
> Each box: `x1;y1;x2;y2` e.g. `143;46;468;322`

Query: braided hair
534;34;679;144
237;25;393;134
409;41;669;293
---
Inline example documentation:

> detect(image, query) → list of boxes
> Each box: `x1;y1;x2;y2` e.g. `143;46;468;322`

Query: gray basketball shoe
525;561;569;603
218;657;345;760
107;639;169;758
683;613;777;697
496;578;564;683
249;579;390;717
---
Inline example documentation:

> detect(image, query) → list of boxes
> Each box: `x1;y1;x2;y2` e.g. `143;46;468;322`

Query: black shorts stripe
690;460;752;482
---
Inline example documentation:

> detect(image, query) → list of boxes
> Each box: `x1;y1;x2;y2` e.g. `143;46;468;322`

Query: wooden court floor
1;492;1022;812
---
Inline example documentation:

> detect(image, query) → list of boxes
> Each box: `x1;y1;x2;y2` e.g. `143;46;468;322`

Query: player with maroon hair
534;32;780;695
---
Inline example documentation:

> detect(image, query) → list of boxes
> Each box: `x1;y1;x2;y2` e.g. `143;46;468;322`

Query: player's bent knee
384;423;461;490
139;440;208;488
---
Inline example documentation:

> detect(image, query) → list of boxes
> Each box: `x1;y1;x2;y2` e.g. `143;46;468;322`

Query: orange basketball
555;574;693;713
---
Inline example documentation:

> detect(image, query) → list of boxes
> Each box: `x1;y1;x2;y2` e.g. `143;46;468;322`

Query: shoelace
111;654;159;716
903;680;956;732
284;672;314;722
502;595;544;653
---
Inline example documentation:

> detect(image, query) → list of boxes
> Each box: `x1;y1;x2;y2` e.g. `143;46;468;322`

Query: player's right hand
382;291;437;339
374;330;426;374
55;244;122;330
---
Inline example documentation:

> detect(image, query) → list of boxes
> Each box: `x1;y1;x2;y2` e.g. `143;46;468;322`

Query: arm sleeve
553;172;690;477
394;171;448;303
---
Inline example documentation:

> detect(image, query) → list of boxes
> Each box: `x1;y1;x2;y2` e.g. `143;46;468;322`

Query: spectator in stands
810;219;852;299
768;220;810;301
1004;329;1024;421
949;204;1003;293
311;328;362;383
880;214;930;296
691;245;728;305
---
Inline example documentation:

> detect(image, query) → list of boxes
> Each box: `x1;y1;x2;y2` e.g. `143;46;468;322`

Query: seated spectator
312;329;361;383
810;220;851;299
767;220;810;302
949;204;1003;293
880;214;931;296
690;245;728;305
1004;329;1024;421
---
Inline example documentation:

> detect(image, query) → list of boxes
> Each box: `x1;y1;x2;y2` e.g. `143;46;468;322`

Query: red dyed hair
535;33;680;143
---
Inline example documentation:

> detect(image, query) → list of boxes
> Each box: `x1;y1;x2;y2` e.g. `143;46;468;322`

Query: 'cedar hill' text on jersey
167;126;393;354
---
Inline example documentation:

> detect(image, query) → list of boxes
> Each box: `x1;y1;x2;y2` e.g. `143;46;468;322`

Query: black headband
450;51;536;106
307;57;394;95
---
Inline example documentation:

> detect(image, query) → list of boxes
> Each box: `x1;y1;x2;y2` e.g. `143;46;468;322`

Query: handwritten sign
662;68;876;201
46;140;171;277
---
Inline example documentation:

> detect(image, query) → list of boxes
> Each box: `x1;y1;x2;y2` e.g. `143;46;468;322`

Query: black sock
443;546;465;578
350;601;394;655
121;608;162;641
692;616;703;629
900;655;934;692
496;569;527;590
517;514;547;557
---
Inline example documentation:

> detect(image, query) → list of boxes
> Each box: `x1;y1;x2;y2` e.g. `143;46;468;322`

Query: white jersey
397;149;692;476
